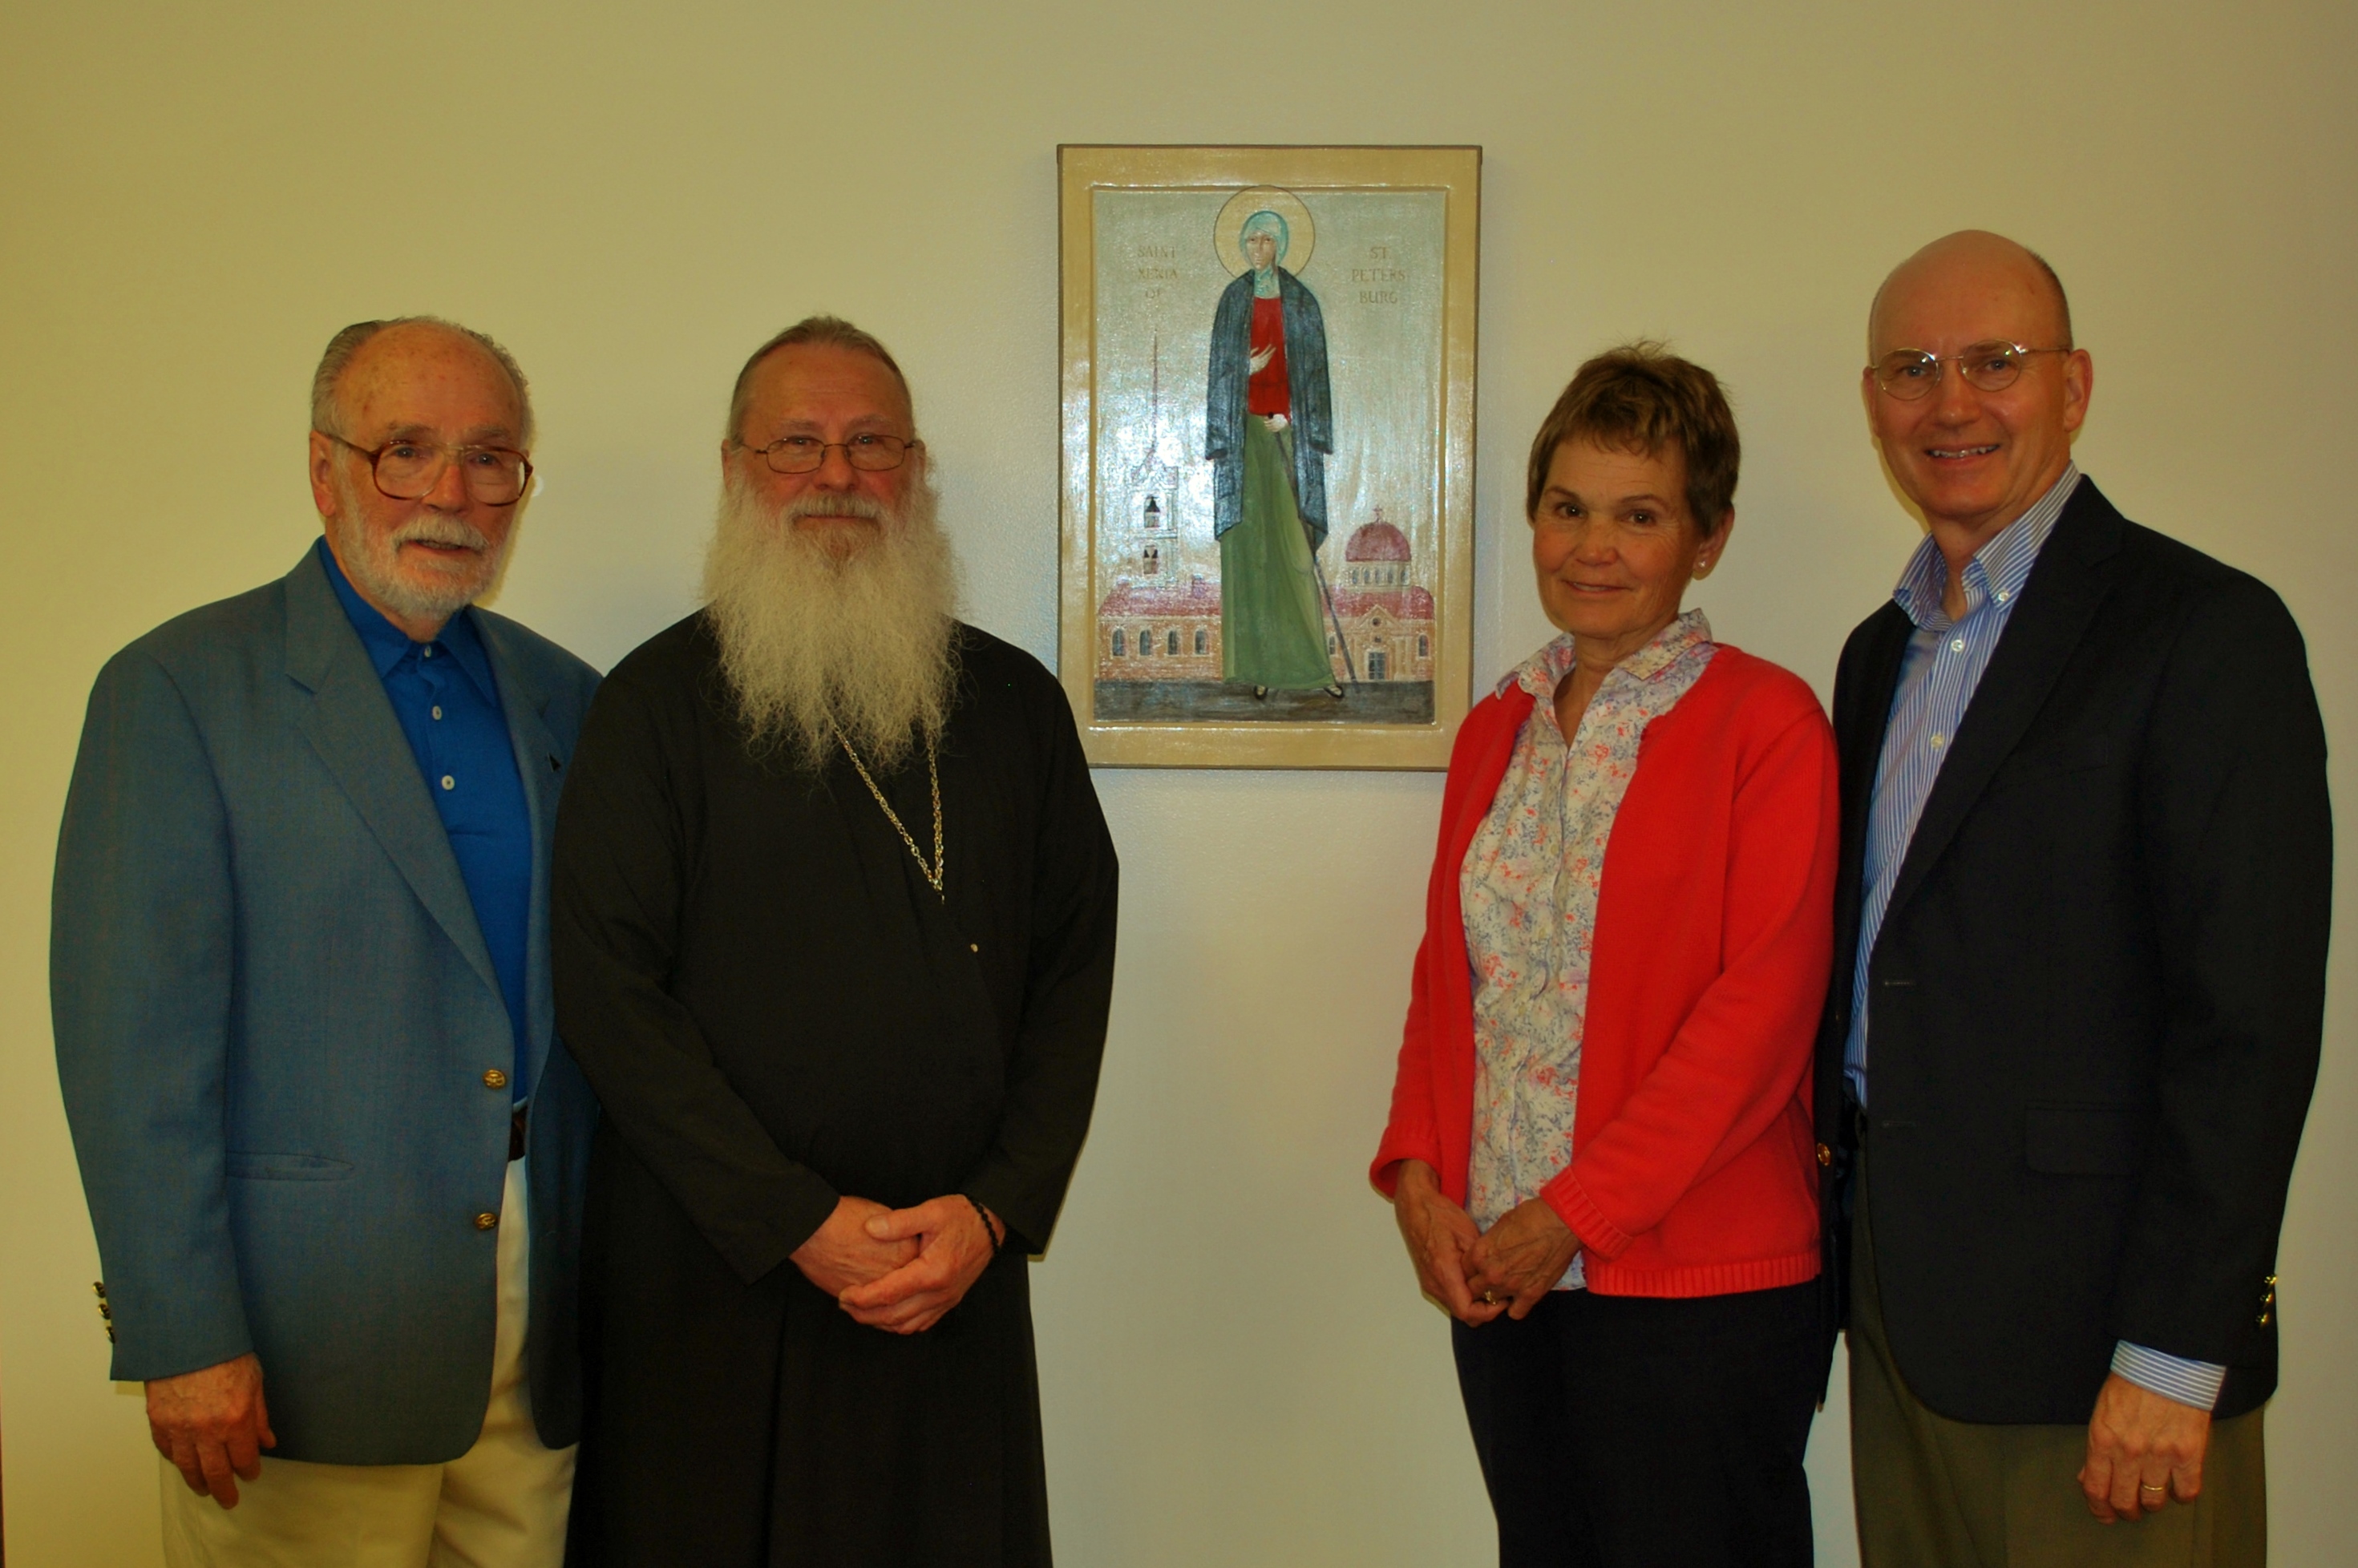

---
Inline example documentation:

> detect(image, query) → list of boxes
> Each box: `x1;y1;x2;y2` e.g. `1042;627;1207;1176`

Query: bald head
312;316;534;447
1870;230;2072;359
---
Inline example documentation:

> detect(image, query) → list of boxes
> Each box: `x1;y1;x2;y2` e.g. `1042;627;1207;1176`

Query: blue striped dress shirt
1843;465;2224;1412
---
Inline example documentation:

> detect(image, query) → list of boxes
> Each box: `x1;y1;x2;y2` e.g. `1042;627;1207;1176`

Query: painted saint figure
1206;209;1341;696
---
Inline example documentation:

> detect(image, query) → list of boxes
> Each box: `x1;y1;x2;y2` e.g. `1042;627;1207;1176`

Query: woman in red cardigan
1372;345;1838;1566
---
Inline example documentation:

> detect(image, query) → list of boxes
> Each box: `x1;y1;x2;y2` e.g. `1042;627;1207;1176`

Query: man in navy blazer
1816;232;2328;1566
53;317;601;1565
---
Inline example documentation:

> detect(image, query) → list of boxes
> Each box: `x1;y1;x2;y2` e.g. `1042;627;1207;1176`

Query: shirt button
441;775;455;790
1950;638;1966;652
432;705;443;720
483;1068;508;1089
1930;733;1946;748
1997;590;2011;603
473;1211;499;1231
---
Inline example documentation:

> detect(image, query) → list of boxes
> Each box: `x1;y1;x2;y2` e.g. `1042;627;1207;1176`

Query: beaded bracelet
961;1194;1004;1257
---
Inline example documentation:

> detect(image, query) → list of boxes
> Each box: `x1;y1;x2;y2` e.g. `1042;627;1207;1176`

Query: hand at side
790;1194;922;1299
837;1195;1002;1335
1389;1160;1504;1326
147;1352;275;1509
2080;1372;2212;1522
1463;1197;1580;1320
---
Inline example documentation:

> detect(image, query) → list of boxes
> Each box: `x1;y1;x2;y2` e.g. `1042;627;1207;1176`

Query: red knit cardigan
1371;645;1839;1297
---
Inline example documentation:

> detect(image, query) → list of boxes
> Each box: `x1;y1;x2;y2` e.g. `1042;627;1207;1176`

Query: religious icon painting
1058;144;1480;767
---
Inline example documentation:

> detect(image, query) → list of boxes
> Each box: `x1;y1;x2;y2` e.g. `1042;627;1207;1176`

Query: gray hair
310;317;536;447
725;315;912;444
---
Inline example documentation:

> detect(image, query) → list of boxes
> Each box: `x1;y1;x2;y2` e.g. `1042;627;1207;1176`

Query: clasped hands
1391;1159;1579;1325
792;1192;1003;1336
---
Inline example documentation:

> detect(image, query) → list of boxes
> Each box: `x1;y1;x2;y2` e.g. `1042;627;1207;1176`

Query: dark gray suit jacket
1814;479;2329;1424
52;547;601;1462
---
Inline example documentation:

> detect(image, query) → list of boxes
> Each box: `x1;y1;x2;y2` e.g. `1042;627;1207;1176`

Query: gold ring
2140;1483;2166;1494
1480;1290;1496;1304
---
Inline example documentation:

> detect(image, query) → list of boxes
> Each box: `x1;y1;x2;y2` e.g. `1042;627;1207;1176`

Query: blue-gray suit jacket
51;547;602;1464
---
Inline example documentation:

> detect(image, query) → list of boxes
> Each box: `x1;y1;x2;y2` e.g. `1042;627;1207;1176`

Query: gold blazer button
474;1211;500;1231
483;1068;508;1090
1815;1142;1834;1167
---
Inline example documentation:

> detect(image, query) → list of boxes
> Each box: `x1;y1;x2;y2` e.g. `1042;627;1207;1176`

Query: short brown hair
725;315;911;443
1524;341;1739;538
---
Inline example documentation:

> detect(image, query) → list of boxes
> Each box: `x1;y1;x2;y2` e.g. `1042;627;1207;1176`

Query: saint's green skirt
1219;417;1334;689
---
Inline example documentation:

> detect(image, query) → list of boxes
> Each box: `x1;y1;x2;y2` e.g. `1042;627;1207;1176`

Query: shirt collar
1499;608;1715;701
316;535;499;703
1891;463;2081;632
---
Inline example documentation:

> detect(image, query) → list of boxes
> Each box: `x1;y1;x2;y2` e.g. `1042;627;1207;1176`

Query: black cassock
552;616;1118;1567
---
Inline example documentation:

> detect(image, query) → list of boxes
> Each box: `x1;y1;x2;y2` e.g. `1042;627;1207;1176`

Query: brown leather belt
509;1104;528;1162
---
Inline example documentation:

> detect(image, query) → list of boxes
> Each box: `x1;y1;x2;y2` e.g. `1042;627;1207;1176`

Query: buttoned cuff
2110;1341;2226;1411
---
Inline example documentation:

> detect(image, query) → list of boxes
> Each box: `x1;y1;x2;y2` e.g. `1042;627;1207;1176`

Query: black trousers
1450;1282;1822;1568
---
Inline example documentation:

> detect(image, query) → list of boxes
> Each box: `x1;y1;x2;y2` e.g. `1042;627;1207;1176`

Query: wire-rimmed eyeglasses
322;433;532;504
737;433;920;475
1870;341;2073;402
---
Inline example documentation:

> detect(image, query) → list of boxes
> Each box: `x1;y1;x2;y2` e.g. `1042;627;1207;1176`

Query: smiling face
1531;438;1723;662
725;343;919;560
308;323;528;639
1866;232;2092;544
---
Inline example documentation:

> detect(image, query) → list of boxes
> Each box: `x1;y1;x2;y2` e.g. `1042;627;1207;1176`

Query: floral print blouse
1462;610;1717;1290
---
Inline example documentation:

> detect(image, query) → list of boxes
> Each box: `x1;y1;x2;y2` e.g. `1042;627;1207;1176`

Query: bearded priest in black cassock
552;318;1118;1567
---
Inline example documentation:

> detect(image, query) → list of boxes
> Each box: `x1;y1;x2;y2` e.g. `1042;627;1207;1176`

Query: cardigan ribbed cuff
1543;1176;1633;1259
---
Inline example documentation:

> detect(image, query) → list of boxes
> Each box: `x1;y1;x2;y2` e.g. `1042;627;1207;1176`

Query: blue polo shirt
320;539;533;1098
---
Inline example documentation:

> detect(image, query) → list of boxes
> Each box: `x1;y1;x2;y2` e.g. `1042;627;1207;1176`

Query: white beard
701;469;961;772
326;468;516;624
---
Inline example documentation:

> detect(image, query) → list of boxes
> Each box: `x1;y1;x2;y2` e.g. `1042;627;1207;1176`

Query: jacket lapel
477;612;565;1090
281;548;502;1003
1879;481;2125;930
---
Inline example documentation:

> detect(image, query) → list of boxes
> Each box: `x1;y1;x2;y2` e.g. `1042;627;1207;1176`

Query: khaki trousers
1848;1146;2265;1567
161;1158;576;1568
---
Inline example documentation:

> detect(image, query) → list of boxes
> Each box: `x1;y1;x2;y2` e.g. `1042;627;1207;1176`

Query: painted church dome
1344;519;1411;562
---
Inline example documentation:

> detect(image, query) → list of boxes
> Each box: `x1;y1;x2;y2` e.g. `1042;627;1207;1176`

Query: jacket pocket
225;1152;354;1181
2024;1103;2144;1176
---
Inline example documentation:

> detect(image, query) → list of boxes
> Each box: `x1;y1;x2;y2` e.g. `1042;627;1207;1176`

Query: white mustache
781;491;888;525
392;515;492;551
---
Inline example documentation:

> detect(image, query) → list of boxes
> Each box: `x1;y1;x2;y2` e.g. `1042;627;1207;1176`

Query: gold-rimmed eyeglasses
738;433;920;475
1870;341;2073;402
323;433;532;504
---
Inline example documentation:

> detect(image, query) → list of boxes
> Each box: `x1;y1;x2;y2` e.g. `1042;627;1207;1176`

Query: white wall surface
2;2;2351;1562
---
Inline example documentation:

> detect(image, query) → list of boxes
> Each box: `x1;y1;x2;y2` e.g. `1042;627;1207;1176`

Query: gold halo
1215;187;1316;277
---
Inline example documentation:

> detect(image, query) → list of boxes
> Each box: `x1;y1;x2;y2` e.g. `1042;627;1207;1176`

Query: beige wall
3;2;2351;1562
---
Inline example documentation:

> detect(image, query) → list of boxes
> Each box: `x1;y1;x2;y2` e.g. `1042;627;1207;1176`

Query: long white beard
326;468;517;623
702;470;961;772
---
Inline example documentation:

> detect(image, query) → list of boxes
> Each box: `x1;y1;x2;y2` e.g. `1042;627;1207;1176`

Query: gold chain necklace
835;729;944;896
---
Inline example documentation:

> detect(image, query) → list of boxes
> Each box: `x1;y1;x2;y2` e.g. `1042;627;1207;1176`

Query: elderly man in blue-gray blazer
51;316;601;1566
